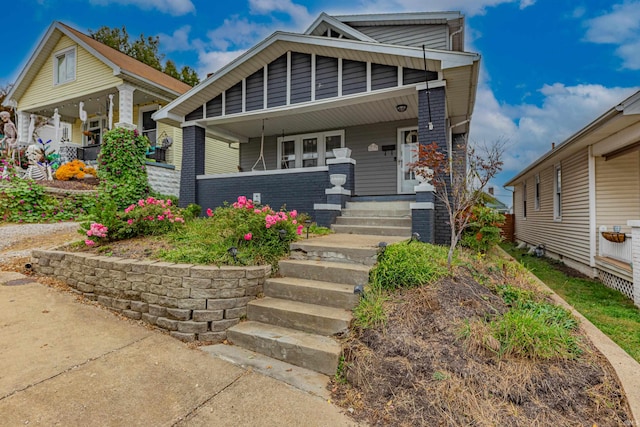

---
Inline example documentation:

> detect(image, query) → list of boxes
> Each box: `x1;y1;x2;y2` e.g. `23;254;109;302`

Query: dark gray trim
403;67;437;85
225;82;243;114
185;106;203;121
291;52;312;104
371;63;397;90
179;125;206;207
342;59;367;95
246;69;264;111
316;55;338;100
206;94;222;117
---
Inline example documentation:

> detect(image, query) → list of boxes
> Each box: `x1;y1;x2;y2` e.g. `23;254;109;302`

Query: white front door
397;127;419;194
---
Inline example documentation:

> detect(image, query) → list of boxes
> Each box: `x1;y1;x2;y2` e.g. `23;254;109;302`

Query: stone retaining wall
31;250;270;342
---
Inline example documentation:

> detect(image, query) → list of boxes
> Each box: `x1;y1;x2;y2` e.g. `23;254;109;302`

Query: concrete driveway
0;271;358;426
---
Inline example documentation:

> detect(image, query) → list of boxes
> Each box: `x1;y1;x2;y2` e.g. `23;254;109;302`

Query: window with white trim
522;181;527;219
139;104;159;146
554;165;562;220
54;47;76;85
277;130;345;169
534;174;540;210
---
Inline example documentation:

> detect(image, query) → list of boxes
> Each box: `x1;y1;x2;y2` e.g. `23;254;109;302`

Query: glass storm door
398;128;419;194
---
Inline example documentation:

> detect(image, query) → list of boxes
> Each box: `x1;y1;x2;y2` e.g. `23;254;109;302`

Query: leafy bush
160;196;303;266
353;288;388;329
0;171;97;223
461;205;505;253
368;242;450;290
80;196;186;244
97;127;150;209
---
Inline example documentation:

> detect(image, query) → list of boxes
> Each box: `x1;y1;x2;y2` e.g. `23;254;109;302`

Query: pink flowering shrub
200;195;306;263
80;196;187;245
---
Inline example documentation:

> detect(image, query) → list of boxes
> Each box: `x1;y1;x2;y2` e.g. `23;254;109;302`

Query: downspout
588;145;596;268
449;28;463;51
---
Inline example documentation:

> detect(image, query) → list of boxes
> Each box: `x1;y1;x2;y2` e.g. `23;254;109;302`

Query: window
54;47;76;85
139;105;159;146
534;174;540;210
277;130;345;169
554;165;562;220
522;181;527;219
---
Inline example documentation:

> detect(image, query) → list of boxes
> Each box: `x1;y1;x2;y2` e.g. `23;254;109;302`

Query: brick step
227;321;342;375
264;277;359;310
278;259;370;286
247;297;352;336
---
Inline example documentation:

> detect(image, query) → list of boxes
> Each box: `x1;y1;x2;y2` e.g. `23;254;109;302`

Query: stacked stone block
31;250;271;342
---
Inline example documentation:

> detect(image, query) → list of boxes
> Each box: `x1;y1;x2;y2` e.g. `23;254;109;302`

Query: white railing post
627;220;640;307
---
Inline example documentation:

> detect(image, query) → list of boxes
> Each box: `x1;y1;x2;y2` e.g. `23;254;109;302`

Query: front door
397;127;419;194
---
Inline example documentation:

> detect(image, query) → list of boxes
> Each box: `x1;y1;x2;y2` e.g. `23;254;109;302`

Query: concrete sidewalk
0;271;359;426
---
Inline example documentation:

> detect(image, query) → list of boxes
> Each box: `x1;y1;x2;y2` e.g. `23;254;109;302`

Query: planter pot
601;231;626;243
332;147;352;159
329;173;347;190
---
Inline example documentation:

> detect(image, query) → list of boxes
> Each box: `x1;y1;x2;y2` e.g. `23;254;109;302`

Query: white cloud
470;80;638;179
196;50;247;77
89;0;195;16
352;0;535;16
206;16;272;51
249;0;312;25
158;25;192;52
583;1;640;69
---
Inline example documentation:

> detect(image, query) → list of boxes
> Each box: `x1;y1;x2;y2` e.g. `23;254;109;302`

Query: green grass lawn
500;243;640;363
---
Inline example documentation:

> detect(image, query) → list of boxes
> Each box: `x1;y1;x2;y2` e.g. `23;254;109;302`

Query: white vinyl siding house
506;90;640;306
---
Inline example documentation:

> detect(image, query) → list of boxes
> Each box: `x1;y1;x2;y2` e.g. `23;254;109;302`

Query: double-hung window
534;174;540;210
554;165;562;220
522;182;527;219
277;130;344;169
54;47;76;85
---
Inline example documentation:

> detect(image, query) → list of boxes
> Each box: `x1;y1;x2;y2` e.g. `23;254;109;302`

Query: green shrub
461;205;505;253
353;288;388;329
160;196;303;266
369;242;449;290
97;127;150;209
0;169;96;223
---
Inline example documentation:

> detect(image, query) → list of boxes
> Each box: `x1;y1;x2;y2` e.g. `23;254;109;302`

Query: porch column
411;181;435;243
115;84;136;130
179;125;205;208
314;155;355;227
627;220;640;307
16;111;30;144
418;85;448;245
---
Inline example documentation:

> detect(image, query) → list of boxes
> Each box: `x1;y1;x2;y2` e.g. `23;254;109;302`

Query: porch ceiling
197;86;420;143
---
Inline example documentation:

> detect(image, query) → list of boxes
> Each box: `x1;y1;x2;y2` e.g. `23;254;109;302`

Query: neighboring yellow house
3;21;238;195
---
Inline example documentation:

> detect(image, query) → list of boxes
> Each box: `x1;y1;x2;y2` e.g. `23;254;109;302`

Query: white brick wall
147;164;180;198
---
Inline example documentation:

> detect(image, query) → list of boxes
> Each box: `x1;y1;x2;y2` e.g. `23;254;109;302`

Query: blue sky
3;0;640;205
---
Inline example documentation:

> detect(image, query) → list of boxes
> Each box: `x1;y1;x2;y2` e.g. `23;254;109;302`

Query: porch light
396;104;408;113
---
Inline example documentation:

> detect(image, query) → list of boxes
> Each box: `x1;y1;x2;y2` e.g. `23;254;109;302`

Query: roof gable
6;21;190;106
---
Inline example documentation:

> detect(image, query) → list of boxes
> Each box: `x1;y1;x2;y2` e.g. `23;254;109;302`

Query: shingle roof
60;23;191;95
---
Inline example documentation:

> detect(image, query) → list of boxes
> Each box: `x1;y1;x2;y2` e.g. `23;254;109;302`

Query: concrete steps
247;297;352;336
278;259;370;286
264;277;359;309
332;199;413;237
225;209;409;376
227;321;342;376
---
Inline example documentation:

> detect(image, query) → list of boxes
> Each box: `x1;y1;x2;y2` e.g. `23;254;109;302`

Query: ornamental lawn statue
24;144;53;180
0;111;18;162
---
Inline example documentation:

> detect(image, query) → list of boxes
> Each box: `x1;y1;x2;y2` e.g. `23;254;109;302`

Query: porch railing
598;228;632;265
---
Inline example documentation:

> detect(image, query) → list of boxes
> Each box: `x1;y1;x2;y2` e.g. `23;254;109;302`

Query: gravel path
0;222;80;262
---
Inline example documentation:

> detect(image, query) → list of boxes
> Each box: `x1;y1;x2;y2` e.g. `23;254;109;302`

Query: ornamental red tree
410;138;505;267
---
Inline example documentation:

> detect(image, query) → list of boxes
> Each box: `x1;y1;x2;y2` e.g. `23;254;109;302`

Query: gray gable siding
342;60;367;95
246;69;264;111
371;63;397;90
206;95;222;117
291;53;312;104
267;54;287;108
225;82;243;114
403;68;437;85
316;56;339;100
354;24;448;49
185;106;203;121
